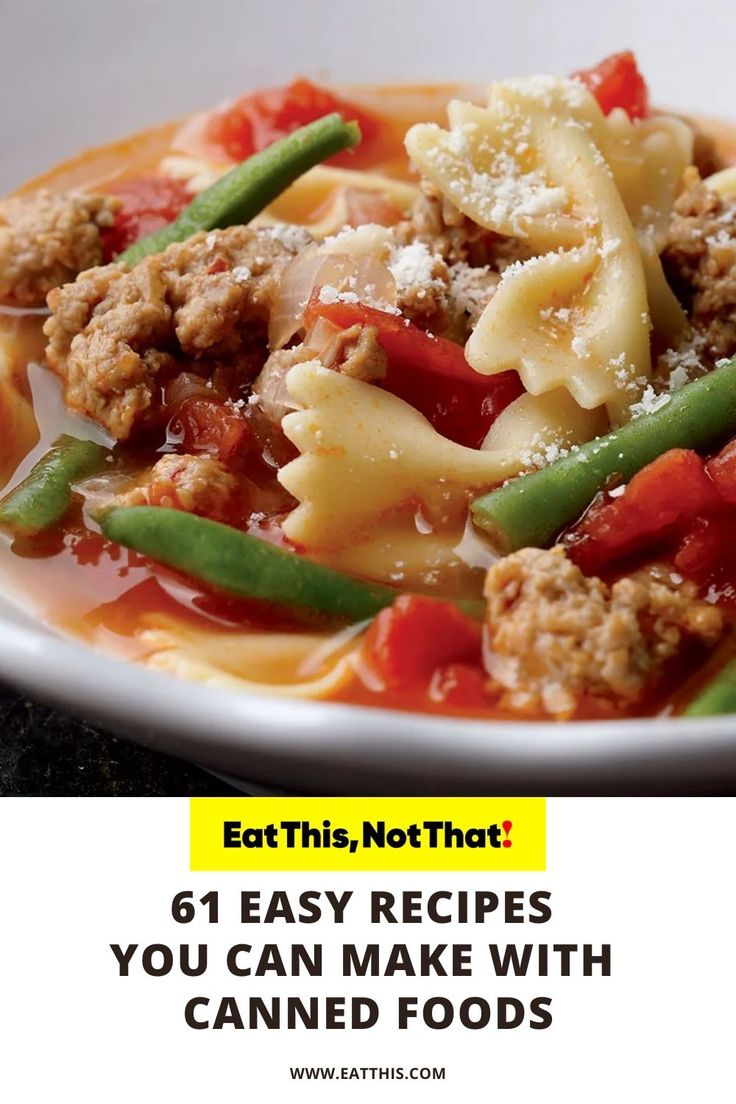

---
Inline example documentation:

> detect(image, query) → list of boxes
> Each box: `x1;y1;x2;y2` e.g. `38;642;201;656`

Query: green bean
100;506;402;621
100;507;485;622
120;114;361;264
684;658;736;716
0;435;108;536
471;358;736;553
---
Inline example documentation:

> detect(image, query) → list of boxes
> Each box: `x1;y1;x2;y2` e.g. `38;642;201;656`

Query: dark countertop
0;682;240;796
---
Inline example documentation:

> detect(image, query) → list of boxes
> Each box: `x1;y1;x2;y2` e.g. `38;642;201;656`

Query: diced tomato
674;514;736;608
164;373;252;469
306;296;471;378
176;397;251;469
206;77;382;167
573;51;650;119
565;430;736;602
674;515;726;577
706;438;736;505
101;175;193;260
305;296;523;448
363;595;482;689
567;450;719;572
600;450;717;544
429;662;488;707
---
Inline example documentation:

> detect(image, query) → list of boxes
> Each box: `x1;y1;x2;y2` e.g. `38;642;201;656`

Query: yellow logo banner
190;797;546;872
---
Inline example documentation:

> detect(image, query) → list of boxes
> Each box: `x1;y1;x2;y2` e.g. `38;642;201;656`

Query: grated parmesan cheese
598;237;620;259
517;431;576;471
448;262;498;320
317;285;360;305
428;132;569;237
267;222;312;252
657;332;707;392
388;242;446;296
571;335;590;358
630;385;671;419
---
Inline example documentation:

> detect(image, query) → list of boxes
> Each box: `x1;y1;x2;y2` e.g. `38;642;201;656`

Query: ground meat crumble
395;179;530;269
115;453;240;522
393;180;528;337
317;322;387;381
44;225;302;440
0;190;118;307
662;167;736;363
483;546;723;718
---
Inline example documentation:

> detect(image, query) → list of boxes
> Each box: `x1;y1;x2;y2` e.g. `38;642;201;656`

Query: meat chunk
251;323;387;434
394;179;530;270
387;239;500;338
393;181;527;338
483;546;723;717
662;167;736;362
318;323;387;381
388;241;452;333
116;453;240;522
44;225;300;440
0;190;118;307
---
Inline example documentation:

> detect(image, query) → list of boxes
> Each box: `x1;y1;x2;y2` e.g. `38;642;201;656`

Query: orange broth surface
1;82;735;721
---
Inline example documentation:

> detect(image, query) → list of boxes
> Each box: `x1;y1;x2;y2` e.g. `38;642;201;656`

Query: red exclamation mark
502;820;512;848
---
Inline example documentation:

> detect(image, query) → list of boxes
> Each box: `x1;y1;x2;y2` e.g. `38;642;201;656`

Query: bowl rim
1;609;734;793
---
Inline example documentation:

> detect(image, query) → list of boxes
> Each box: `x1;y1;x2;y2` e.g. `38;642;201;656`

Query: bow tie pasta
279;360;522;550
405;76;692;423
278;79;696;560
602;110;693;248
139;618;359;698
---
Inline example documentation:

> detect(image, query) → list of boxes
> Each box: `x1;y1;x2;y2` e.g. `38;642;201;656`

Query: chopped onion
268;231;397;350
164;371;223;413
252;357;301;426
268;242;324;350
303;317;343;364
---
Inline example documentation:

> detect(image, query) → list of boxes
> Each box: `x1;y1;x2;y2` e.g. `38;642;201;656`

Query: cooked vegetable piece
565;449;720;573
0;436;108;536
430;663;488;707
100;506;402;620
175;397;252;470
305;297;523;448
100;508;485;621
362;594;482;688
705;439;736;504
207;77;381;167
684;659;736;716
120;114;361;264
471;359;736;553
101;176;193;261
573;50;649;118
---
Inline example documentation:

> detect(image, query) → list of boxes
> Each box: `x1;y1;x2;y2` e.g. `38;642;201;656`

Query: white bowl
2;0;735;792
2;591;736;793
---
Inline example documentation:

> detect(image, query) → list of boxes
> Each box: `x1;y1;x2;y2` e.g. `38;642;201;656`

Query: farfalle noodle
406;77;691;422
279;360;521;550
